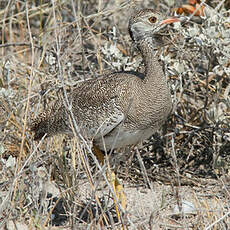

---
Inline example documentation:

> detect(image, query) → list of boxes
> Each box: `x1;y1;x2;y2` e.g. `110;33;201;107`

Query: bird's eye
148;16;157;23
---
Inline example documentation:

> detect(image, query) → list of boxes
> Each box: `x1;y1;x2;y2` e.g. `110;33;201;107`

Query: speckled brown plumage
30;9;183;151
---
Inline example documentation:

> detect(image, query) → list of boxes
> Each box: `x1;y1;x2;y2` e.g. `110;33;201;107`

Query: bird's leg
92;145;126;221
109;170;127;211
92;145;105;163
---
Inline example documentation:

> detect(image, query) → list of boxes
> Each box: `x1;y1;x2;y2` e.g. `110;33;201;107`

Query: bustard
30;8;185;218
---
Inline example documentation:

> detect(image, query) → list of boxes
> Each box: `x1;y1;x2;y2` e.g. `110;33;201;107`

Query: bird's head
129;9;186;43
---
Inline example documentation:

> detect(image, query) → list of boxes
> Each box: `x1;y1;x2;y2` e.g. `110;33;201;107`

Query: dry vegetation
0;0;230;229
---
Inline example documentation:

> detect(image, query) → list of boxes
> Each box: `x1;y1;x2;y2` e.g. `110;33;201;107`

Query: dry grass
0;0;230;229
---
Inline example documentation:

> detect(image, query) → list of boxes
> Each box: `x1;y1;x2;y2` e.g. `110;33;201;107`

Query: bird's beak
160;16;188;25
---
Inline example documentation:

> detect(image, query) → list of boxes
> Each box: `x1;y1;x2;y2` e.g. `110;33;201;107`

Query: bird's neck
136;36;165;85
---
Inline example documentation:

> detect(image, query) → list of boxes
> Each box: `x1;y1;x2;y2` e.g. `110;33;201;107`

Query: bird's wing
71;75;127;139
93;107;125;139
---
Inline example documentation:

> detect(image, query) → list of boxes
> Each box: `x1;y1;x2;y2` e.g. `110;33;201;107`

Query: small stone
173;200;196;215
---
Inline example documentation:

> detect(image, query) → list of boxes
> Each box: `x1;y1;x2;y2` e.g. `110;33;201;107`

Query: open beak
160;16;188;25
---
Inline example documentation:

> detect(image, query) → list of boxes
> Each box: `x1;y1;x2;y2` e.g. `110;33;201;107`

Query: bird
30;8;185;220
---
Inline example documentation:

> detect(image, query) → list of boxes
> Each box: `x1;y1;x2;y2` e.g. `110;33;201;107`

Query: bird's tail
29;100;68;140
